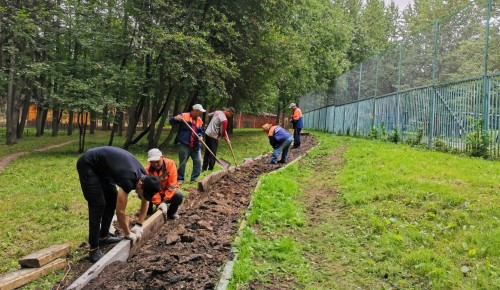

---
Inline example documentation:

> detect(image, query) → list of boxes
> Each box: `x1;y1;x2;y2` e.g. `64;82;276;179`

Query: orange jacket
145;157;179;205
290;107;303;129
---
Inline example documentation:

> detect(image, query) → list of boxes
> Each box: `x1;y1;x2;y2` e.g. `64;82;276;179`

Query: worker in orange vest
289;102;303;148
262;123;293;164
145;148;184;220
169;104;205;183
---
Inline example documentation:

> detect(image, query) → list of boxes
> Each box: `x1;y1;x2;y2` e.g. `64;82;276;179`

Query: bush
406;126;424;146
466;118;489;158
388;128;400;143
434;139;451;152
368;126;379;140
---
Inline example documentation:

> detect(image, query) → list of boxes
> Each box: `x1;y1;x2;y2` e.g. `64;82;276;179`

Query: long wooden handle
225;132;238;165
180;118;218;160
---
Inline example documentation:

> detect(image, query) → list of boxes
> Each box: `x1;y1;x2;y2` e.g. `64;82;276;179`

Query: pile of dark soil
63;135;315;289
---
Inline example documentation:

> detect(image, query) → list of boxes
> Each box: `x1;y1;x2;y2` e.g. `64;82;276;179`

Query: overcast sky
384;0;413;10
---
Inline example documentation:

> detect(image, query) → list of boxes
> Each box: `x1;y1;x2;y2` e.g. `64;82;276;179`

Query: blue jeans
178;143;202;182
271;137;293;164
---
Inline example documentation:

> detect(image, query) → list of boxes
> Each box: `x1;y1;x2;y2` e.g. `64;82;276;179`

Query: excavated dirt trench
63;135;315;289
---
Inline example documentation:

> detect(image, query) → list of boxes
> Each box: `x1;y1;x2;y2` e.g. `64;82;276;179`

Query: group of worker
76;102;302;263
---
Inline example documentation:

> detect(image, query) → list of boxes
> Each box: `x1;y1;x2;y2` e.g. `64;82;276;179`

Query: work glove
125;232;138;245
157;202;169;220
131;224;143;238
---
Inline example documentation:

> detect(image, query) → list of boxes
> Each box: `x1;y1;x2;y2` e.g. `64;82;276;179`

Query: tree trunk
6;39;18;145
117;111;124;136
153;85;176;147
52;109;61;136
17;91;31;138
147;65;166;148
159;96;181;149
36;105;48;137
102;106;110;130
67;111;74;135
90;110;96;134
142;100;150;131
78;111;88;153
123;53;151;149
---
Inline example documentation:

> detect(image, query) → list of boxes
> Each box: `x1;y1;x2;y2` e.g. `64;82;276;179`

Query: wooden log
18;244;70;268
0;259;67;290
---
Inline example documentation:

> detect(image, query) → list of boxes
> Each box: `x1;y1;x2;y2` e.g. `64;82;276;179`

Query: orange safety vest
181;112;204;148
291;107;302;120
145;157;179;205
268;125;278;137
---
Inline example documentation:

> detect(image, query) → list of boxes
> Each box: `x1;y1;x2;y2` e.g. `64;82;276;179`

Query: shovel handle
225;132;238;166
180;118;223;164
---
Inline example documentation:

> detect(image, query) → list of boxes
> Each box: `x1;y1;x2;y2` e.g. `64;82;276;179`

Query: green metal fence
301;0;500;157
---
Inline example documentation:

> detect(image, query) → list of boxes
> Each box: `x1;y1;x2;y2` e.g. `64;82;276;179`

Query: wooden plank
131;210;165;255
0;259;67;290
66;239;131;290
67;210;166;290
19;244;70;268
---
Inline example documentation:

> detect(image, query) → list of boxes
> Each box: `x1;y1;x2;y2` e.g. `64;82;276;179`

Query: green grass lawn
0;128;270;289
0;128;76;156
231;132;500;289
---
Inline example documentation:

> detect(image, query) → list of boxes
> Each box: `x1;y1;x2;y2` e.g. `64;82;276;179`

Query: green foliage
368;126;379;139
406;126;424;146
345;127;351;136
387;128;400;143
433;138;451;152
466;118;490;158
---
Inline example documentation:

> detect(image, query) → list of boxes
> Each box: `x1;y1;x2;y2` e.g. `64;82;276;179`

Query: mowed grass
0;128;76;156
231;132;500;289
0;128;270;288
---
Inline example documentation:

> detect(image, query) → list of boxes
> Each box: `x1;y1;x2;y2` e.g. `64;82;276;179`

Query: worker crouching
146;148;184;220
262;123;293;164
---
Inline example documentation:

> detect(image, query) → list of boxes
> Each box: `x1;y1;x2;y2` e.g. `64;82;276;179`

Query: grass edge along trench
230;132;500;290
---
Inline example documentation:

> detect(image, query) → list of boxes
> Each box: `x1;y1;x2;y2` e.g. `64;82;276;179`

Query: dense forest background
0;0;470;150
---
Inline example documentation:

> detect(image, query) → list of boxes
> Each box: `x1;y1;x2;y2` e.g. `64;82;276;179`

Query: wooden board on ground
67;210;166;290
198;168;235;192
18;244;70;268
131;210;165;255
0;259;67;290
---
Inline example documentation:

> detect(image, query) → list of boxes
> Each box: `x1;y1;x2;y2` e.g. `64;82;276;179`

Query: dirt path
62;135;316;289
0;141;75;173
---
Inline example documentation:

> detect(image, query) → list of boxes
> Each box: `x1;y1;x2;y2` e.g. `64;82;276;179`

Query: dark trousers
293;127;302;147
166;188;184;217
77;156;117;250
202;135;219;171
148;188;184;217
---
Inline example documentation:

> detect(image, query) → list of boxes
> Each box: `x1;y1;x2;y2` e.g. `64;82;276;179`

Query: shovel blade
216;158;231;170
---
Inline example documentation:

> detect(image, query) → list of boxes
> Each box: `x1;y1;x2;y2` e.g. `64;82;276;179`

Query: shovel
225;131;238;166
180;118;231;170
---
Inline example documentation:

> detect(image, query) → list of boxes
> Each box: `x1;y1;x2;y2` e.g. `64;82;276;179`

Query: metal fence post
356;63;362;135
397;41;403;137
482;0;492;135
428;20;440;148
372;54;381;131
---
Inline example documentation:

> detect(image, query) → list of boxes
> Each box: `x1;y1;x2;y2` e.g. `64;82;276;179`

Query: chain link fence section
300;0;500;157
